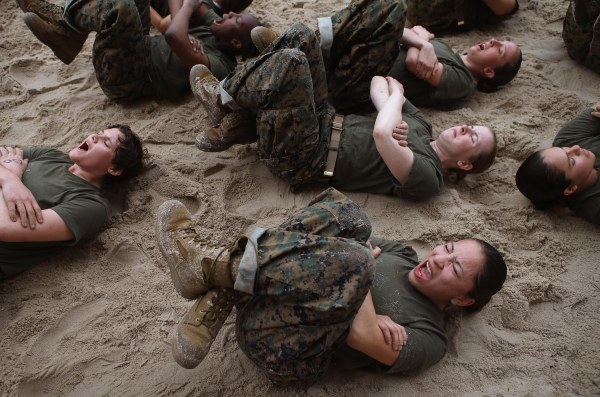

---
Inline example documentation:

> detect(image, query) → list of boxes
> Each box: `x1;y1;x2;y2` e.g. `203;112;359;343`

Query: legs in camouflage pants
325;0;406;114
63;0;153;101
222;23;335;188
563;0;600;74
235;188;374;382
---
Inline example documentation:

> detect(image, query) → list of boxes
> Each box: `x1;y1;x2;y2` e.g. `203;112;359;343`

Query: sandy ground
1;0;600;395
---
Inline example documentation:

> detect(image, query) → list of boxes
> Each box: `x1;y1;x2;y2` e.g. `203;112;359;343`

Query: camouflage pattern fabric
64;0;154;101
406;0;465;32
222;23;335;189
236;188;374;382
326;0;406;114
563;0;600;74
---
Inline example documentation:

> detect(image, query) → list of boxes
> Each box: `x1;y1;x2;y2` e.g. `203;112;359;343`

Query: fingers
7;200;18;222
592;102;600;119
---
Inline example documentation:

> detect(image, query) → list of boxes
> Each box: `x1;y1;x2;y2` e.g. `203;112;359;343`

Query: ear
450;296;476;308
107;167;123;177
457;160;473;171
483;66;495;79
563;184;578;196
230;38;242;49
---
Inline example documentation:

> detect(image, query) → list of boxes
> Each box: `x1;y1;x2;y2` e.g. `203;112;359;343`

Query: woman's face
409;239;484;310
436;125;495;167
69;128;124;176
541;146;596;192
465;38;520;71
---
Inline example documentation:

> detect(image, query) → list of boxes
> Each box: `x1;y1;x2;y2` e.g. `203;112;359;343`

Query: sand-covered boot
171;287;240;369
195;111;257;152
250;26;279;53
16;0;63;25
189;64;229;125
22;13;87;65
156;200;247;299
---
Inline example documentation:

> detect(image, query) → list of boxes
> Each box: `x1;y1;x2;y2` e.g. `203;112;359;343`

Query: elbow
164;28;177;45
372;126;388;141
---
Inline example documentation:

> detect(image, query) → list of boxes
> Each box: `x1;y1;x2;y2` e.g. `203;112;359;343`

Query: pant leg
222;24;335;188
563;0;600;73
278;187;371;241
325;0;407;114
235;189;373;382
64;0;153;101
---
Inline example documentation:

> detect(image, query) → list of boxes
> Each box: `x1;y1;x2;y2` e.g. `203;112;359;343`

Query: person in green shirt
149;0;253;34
16;0;260;101
155;188;507;380
406;0;519;34
0;125;144;280
192;23;497;201
516;101;600;225
376;25;522;109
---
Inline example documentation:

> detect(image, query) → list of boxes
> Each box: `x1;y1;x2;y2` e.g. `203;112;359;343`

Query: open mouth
415;260;432;280
479;43;485;50
78;141;89;151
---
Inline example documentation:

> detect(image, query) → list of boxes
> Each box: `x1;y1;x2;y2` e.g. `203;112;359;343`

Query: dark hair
477;47;522;93
239;14;262;60
104;124;145;185
447;127;498;182
463;239;507;314
515;150;569;210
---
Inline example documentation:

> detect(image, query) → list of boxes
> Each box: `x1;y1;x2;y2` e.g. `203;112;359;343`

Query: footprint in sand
9;58;85;93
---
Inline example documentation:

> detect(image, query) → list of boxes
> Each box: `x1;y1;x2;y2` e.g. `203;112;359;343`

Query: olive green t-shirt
0;148;109;279
148;13;236;99
332;101;444;201
334;237;447;374
553;107;600;224
388;39;475;107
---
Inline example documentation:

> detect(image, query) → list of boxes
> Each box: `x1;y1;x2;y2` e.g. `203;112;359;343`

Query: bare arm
402;28;443;86
0;147;43;228
346;291;407;366
371;77;414;184
481;0;517;15
164;0;211;69
0;192;74;242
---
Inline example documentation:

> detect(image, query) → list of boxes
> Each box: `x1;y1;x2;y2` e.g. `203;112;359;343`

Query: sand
1;0;599;396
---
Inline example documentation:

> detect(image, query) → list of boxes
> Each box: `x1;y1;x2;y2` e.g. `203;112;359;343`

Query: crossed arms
371;76;415;184
0;147;73;242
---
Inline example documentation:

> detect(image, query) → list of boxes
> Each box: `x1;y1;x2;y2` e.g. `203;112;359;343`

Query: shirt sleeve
553;107;600;147
396;153;443;201
432;61;475;102
387;326;447;374
52;195;109;244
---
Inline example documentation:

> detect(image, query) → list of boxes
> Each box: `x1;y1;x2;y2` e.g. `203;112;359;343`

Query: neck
460;54;480;79
68;164;103;188
580;168;600;192
430;140;449;171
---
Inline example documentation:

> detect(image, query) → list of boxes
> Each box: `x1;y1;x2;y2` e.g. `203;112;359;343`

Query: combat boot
250;26;279;53
16;0;63;25
171;287;241;369
156;200;246;299
195;111;257;152
189;64;229;126
22;13;87;65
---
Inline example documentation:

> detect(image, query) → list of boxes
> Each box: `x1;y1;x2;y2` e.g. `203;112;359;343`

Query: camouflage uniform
222;23;334;189
563;0;600;74
324;0;407;113
236;188;374;382
406;0;518;33
64;0;155;101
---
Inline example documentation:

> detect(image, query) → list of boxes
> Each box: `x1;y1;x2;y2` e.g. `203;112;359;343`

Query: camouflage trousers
563;0;600;74
325;0;406;114
406;0;516;33
222;23;334;189
64;0;154;101
236;188;374;382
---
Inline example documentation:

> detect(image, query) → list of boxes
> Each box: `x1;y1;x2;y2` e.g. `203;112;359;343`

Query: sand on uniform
1;0;599;396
